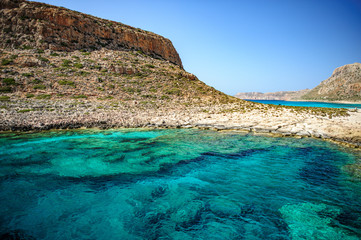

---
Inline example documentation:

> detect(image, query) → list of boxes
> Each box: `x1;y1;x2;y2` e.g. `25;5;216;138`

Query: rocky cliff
0;0;183;68
235;89;310;100
302;63;361;101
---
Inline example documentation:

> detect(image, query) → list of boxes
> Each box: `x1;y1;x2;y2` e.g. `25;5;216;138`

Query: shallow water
246;99;361;109
0;129;361;239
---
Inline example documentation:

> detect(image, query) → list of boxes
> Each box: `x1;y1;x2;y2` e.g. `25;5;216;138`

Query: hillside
301;63;361;101
235;89;310;100
0;0;238;105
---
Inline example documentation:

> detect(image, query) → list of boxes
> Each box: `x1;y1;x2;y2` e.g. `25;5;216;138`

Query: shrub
78;71;90;76
32;79;42;84
18;109;34;113
62;59;72;67
73;95;87;99
123;87;135;93
0;96;10;101
145;64;155;68
37;49;45;54
0;86;12;93
38;56;49;62
74;63;84;69
1;59;12;65
22;73;34;77
50;52;59;57
35;94;51;99
26;93;35;98
19;15;29;20
3;78;16;85
141;94;156;99
58;80;75;87
33;84;46;90
165;88;181;96
160;95;170;100
22;45;33;50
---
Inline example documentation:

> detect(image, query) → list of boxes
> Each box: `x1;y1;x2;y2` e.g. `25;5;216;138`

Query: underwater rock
279;202;358;240
298;147;339;186
151;185;169;198
170;200;204;228
207;196;242;217
0;230;35;240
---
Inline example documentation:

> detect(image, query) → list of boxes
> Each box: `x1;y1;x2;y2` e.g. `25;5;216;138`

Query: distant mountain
235;89;310;100
236;63;361;102
301;63;361;101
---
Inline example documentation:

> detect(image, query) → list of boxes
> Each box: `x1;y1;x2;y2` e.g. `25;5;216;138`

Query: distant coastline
291;99;361;104
244;99;361;109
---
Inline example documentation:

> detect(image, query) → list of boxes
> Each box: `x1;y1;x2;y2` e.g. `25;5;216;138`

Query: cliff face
235;89;310;100
302;63;361;101
0;0;183;68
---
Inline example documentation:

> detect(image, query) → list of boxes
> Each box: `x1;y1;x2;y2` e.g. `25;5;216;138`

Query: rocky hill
0;0;239;105
301;63;361;101
0;0;182;67
235;89;310;100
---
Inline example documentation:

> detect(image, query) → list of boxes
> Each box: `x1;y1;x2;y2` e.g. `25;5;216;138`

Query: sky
37;0;361;95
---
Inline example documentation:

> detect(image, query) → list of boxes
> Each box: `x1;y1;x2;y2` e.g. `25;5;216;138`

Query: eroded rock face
0;0;183;68
302;63;361;101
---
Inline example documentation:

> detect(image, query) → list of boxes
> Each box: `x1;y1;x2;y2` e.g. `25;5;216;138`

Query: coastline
1;99;360;148
242;99;361;105
292;99;361;104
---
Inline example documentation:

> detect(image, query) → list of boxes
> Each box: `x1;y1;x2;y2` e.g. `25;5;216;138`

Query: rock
170;200;204;227
208;196;242;217
0;0;183;68
302;63;361;101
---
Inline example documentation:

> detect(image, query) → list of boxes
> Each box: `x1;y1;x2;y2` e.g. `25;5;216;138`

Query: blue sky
37;0;361;95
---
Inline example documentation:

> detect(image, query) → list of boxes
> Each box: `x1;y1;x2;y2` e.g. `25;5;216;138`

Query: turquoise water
0;129;361;239
247;99;361;109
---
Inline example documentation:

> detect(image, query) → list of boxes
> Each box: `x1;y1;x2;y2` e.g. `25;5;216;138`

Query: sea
246;100;361;109
0;129;360;239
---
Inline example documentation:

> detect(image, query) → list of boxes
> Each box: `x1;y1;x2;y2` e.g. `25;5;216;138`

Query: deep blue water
246;100;361;109
0;129;361;239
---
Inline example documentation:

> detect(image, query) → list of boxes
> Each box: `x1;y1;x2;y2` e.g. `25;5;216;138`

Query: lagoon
0;129;360;239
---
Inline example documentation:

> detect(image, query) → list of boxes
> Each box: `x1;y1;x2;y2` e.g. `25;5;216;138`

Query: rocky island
0;0;361;148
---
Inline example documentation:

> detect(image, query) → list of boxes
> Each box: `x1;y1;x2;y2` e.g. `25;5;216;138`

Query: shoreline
1;99;360;148
243;99;361;105
2;124;360;149
291;99;361;104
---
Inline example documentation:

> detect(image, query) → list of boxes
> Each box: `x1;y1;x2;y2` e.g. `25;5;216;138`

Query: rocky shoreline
1;99;360;148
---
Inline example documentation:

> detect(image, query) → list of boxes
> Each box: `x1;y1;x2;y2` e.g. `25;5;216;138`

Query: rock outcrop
302;63;361;101
0;0;183;68
235;89;310;100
